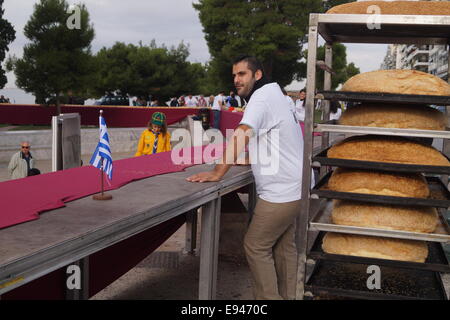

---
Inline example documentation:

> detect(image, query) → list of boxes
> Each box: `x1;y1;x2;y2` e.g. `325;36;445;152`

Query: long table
0;164;255;300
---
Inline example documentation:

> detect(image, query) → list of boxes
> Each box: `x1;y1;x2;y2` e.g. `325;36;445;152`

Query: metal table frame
296;13;450;300
0;165;255;300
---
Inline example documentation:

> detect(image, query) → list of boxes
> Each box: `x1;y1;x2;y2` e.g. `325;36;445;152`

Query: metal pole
296;14;319;300
100;158;104;196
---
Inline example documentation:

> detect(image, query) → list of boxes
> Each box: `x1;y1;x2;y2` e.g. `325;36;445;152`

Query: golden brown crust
331;200;438;233
326;1;450;15
341;70;450;96
339;104;447;131
322;232;429;263
327;136;450;166
328;168;430;198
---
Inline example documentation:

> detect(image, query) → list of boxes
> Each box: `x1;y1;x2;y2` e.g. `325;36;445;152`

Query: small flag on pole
90;111;113;180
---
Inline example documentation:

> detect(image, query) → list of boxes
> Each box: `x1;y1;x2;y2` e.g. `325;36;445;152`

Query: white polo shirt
240;83;305;203
185;96;198;107
212;94;225;111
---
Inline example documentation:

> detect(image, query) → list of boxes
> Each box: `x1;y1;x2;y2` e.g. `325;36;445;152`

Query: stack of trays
309;69;450;271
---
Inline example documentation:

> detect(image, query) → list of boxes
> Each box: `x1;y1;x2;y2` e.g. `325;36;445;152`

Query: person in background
208;95;215;107
329;100;342;121
197;94;207;107
178;95;186;107
150;98;159;107
135;112;171;156
294;89;306;122
185;94;198;107
226;91;239;109
8;141;40;180
212;91;226;129
169;97;179;107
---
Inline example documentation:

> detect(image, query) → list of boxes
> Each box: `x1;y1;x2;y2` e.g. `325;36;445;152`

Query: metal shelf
312;172;450;208
310;201;450;243
313;13;450;45
313;148;450;174
308;232;450;273
315;121;450;139
317;91;450;106
297;12;450;300
306;260;448;300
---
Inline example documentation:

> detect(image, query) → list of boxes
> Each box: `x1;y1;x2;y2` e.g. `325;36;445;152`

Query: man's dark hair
233;55;265;76
300;89;306;93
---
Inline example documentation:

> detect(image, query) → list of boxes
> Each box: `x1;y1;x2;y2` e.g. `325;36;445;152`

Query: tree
194;0;356;91
0;0;16;89
6;0;94;114
92;41;207;102
315;43;360;90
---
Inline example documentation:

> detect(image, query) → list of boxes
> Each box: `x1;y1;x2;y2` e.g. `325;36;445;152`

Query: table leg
198;197;221;300
185;208;198;254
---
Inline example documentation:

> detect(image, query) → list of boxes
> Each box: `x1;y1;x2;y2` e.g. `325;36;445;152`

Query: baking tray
309;201;450;243
315;120;450;140
312;147;450;174
305;259;448;300
318;91;450;106
308;232;450;273
311;171;450;208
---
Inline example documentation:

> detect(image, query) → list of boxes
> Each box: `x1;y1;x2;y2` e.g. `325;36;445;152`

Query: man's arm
186;124;252;183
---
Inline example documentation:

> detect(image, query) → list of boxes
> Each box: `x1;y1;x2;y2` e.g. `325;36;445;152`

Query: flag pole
93;110;112;201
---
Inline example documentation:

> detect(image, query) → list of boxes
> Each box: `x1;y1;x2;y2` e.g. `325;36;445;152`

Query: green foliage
194;0;358;91
92;41;207;101
315;43;360;90
194;0;325;91
0;0;16;88
6;0;94;112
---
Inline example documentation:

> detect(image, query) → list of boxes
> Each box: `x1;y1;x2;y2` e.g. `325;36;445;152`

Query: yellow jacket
135;129;171;156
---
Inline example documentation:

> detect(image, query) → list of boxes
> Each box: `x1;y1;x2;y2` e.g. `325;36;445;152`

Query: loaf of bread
328;168;430;198
339;104;447;131
341;70;450;96
327;135;450;166
332;200;438;233
326;1;450;15
322;232;429;263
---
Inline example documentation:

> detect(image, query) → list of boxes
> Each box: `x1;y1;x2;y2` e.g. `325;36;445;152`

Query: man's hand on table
186;170;223;183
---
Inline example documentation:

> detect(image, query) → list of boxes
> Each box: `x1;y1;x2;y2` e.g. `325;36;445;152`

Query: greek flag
90;114;113;180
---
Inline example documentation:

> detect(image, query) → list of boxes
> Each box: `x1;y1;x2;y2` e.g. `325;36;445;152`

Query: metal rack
296;13;450;300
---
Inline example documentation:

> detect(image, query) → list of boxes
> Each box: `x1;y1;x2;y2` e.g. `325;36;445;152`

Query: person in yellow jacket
135;112;171;156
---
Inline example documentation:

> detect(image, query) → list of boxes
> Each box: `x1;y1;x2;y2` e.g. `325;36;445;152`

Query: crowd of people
0;95;11;103
133;91;243;110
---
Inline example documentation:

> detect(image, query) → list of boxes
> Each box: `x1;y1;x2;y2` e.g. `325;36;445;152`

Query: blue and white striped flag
90;114;113;180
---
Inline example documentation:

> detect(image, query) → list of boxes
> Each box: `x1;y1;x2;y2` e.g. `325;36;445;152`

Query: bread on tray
327;135;450;166
341;70;450;96
328;168;430;198
332;200;438;233
339;104;447;131
322;232;429;263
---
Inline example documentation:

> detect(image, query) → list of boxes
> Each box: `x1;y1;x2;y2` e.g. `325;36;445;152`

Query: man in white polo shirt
211;91;225;129
187;55;304;300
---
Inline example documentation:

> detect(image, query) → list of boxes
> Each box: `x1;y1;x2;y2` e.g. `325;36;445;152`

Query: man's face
21;143;30;155
233;61;261;98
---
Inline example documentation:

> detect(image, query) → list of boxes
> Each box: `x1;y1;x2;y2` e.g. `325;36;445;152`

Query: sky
1;0;387;96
